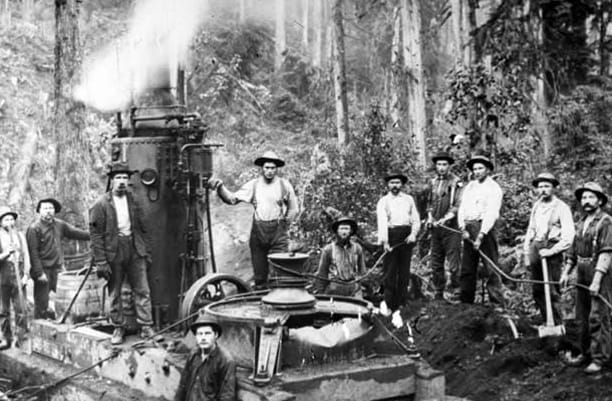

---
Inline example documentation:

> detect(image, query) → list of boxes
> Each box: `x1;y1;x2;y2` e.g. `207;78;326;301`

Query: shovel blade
538;324;565;338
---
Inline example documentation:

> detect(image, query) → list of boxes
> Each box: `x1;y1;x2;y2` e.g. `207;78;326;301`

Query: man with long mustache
90;161;155;345
523;173;574;324
560;182;612;374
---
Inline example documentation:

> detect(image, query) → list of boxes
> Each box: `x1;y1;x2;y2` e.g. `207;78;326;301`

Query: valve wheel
179;273;250;322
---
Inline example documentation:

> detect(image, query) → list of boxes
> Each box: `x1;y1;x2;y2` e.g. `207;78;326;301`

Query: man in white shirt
523;173;574;324
90;161;155;345
376;172;420;328
208;151;298;289
457;155;505;306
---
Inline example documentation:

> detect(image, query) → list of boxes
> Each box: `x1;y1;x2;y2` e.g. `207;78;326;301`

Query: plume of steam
74;0;208;112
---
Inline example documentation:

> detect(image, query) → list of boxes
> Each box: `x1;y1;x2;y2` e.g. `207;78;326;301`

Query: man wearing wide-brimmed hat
174;312;236;401
457;155;506;306
26;198;89;320
376;172;421;328
425;151;463;300
208;151;298;289
314;216;366;298
560;182;612;374
90;161;155;345
523;173;574;325
0;206;30;348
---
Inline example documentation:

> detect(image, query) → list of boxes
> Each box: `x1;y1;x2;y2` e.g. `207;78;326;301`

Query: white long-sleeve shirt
523;196;575;255
457;176;503;235
376;192;421;244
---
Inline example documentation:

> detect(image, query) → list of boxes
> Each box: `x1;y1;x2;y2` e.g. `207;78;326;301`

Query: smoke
74;0;208;112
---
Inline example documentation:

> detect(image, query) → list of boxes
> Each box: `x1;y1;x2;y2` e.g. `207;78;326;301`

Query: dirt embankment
409;301;612;401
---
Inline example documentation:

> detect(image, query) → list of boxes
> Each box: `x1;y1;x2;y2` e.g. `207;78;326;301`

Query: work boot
584;362;602;374
111;327;124;345
140;325;156;340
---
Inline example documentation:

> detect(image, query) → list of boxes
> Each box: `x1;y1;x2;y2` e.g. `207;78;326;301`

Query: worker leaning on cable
559;182;612;374
523;173;575;325
457;155;506;307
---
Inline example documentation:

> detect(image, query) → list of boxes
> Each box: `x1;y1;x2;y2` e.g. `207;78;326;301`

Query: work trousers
459;221;505;306
383;226;413;311
249;219;289;287
576;260;612;365
430;225;461;294
109;236;153;327
527;240;563;324
0;262;26;341
34;265;59;319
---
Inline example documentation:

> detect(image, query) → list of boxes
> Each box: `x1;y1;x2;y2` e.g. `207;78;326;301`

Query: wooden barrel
55;270;104;323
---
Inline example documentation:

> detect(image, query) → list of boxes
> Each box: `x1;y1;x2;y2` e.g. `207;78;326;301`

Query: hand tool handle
542;257;554;326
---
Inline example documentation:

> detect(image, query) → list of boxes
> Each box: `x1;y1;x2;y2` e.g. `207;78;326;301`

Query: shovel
538;257;565;337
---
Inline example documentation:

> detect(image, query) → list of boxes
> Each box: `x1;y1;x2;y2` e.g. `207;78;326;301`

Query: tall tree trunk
54;0;89;227
22;0;34;21
312;0;322;67
450;0;463;62
402;0;427;168
529;1;550;159
302;0;309;51
598;2;611;76
274;0;286;72
390;6;405;130
332;0;349;146
239;0;246;23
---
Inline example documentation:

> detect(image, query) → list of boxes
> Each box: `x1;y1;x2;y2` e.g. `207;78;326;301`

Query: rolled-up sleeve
228;179;256;205
410;196;421;236
376;198;388;244
548;202;575;255
479;181;502;235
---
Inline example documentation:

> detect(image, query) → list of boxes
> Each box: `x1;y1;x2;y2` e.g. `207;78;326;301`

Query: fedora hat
331;216;358;234
467;155;494;171
532;172;559;188
431;151;455;165
191;312;222;336
0;206;17;222
384;172;408;184
106;161;136;178
575;182;608;206
254;151;285;167
36;198;62;213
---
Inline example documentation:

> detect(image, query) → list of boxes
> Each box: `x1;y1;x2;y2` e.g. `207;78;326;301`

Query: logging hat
431;151;455;165
107;161;136;178
0;206;17;222
384;172;408;184
575;182;608;206
36;198;62;213
254;151;285;167
532;172;559;188
467;155;494;171
331;216;358;234
191;312;222;336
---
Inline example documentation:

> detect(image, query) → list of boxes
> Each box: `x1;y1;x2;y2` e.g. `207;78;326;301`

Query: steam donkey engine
110;105;249;327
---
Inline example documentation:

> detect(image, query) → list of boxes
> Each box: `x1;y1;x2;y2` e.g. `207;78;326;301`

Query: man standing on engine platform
314;216;366;298
560;182;612;374
523;173;574;325
89;161;155;345
457;155;506;307
208;151;298;290
26;198;90;319
376;172;421;328
424;151;463;301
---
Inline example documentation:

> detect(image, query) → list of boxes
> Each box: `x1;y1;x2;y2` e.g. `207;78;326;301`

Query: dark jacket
26;218;90;279
89;192;150;264
174;345;236;401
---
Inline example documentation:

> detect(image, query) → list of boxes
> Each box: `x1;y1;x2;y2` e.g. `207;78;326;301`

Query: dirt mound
410;301;612;401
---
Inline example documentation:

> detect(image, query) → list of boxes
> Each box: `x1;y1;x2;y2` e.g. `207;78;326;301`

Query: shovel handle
541;257;555;326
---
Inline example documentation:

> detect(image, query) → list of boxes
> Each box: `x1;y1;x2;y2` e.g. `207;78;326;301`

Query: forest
1;0;612;400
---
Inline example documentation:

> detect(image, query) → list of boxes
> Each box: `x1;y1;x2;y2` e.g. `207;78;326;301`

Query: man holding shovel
523;173;574;325
560;182;612;374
